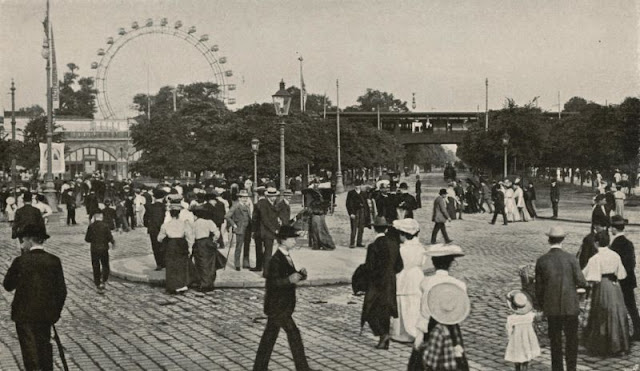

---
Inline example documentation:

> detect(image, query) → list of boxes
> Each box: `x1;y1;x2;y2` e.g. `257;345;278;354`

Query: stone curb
111;256;353;289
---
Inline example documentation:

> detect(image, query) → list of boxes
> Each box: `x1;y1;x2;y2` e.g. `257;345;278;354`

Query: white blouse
582;247;627;282
157;218;194;246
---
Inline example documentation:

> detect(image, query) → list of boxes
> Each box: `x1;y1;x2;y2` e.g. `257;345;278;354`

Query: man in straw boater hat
360;216;403;350
253;226;313;371
610;215;640;341
225;189;253;271
535;226;586;371
252;187;281;278
409;243;470;370
4;223;67;371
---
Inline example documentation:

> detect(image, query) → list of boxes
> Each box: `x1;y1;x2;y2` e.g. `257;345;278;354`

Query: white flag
39;143;66;175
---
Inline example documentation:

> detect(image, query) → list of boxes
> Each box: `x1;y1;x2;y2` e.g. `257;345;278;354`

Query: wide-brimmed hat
372;216;389;228
392;218;420;235
237;190;250;198
265;187;280;196
427;282;470;325
276;225;300;239
426;243;465;257
611;215;628;226
168;202;183;211
506;290;533;315
545;226;566;238
21;224;50;241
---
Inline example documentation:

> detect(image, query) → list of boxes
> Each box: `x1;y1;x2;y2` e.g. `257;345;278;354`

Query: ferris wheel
91;17;236;120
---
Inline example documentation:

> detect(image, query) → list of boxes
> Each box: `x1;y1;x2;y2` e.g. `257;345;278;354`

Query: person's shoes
154;266;163;271
489;222;495;225
445;240;453;244
375;335;390;350
98;283;106;290
235;267;240;271
349;245;355;249
249;267;262;272
357;244;365;248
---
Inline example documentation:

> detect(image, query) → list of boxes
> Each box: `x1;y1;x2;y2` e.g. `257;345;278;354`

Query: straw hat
426;244;465;257
427;282;470;325
506;290;533;315
545;226;566;238
265;187;280;196
237;190;250;198
392;218;420;235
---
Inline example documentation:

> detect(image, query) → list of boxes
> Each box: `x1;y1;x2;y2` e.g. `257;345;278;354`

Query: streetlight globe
272;80;292;117
251;138;260;153
502;132;510;147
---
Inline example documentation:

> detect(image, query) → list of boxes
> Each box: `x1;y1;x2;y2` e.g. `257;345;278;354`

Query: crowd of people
2;166;639;371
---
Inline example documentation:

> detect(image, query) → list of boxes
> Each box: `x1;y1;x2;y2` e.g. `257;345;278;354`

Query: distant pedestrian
504;290;540;371
524;183;537;219
346;181;370;248
253;226;311;371
253;187;281;277
479;180;493;213
102;199;117;230
115;199;129;232
225;190;253;271
491;182;508;225
63;189;77;225
535;226;586;371
3;224;67;371
550;181;559;219
144;189;167;270
431;189;453;244
84;210;115;293
591;194;610;231
12;191;46;245
415;175;422;209
613;185;626;217
397;182;418;219
191;206;221;292
158;203;195;294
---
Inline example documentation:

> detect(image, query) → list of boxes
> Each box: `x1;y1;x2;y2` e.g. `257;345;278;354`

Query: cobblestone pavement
1;172;639;370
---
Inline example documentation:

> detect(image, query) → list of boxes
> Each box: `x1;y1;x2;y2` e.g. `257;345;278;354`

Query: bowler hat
611;215;628;226
21;224;50;241
545;226;566;238
276;225;300;239
439;188;447;195
152;189;166;199
399;182;408;190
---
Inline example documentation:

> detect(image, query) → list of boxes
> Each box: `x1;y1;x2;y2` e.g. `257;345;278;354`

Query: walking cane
52;325;69;371
223;232;235;270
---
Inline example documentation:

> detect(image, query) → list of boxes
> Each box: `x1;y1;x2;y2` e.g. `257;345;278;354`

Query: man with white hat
535;226;586;371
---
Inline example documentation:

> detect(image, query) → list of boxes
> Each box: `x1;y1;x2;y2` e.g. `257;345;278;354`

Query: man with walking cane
3;223;67;371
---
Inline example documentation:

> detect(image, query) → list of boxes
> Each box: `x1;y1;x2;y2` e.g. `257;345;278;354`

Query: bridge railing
63;131;130;139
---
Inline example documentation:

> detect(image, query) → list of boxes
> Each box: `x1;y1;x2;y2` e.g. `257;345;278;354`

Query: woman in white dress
504;181;519;222
513;182;528;222
390;218;425;343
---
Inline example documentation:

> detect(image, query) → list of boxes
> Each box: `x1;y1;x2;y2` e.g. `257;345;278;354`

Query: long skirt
390;292;421;342
362;284;396;336
192;238;217;291
446;197;457;220
309;215;335;250
615;199;624;217
165;238;193;292
584;276;630;356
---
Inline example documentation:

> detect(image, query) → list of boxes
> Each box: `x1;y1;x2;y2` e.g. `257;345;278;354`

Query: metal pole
503;146;508;179
253;152;258;204
335;79;344;193
558;91;561;119
11;80;16;199
173;89;177;112
43;0;57;212
280;121;285;192
299;56;304;112
485;78;489;131
377;105;381;130
323;94;326;120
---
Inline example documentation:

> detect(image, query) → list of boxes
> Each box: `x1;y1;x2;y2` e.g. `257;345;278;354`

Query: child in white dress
504;290;540;371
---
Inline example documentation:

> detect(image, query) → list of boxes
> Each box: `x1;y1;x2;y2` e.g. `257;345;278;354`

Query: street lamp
272;80;291;192
251;138;260;203
502;132;510;180
42;35;58;212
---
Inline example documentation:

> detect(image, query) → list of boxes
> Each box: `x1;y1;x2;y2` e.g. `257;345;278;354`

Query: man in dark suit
591;194;610;231
12;191;46;244
550;180;560;218
253;188;281;277
144;189;166;270
203;190;226;248
63;189;77;225
3;224;67;371
490;182;508;225
431;189;453;244
361;217;403;349
346;182;371;248
84;190;99;221
396;182;418;219
610;215;640;341
535;226;586;371
253;226;311;371
276;190;293;226
415;175;422;208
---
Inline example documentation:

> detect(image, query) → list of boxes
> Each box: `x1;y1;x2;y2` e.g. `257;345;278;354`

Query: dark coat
610;234;637;289
397;192;418;218
102;207;117;230
3;249;67;323
264;249;298;317
144;202;166;235
493;189;505;210
276;200;291;226
591;205;610;228
12;204;46;240
577;232;599;270
85;220;114;251
84;193;99;215
346;190;371;226
415;180;422;194
535;248;586;316
361;234;403;329
432;195;450;223
550;184;560;202
254;199;280;240
203;201;226;228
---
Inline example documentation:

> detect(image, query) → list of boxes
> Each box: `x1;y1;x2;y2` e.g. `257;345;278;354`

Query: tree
16;105;45;118
563;96;588;112
346;89;409;112
57;63;97;118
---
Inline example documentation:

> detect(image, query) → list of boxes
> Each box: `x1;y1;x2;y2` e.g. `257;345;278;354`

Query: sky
0;0;638;119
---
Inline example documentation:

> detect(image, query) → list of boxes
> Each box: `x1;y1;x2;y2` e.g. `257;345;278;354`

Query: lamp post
251;138;260;204
42;35;58;212
272;80;292;193
502;132;510;179
10;80;17;199
335;79;345;193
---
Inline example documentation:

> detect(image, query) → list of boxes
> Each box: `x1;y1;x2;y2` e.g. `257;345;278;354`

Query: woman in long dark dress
158;204;195;294
582;233;630;356
307;185;335;250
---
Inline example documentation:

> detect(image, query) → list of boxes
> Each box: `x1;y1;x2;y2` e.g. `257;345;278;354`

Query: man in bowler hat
12;191;46;245
3;224;67;371
610;215;640;340
535;226;586;371
144;189;167;270
253;226;312;371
